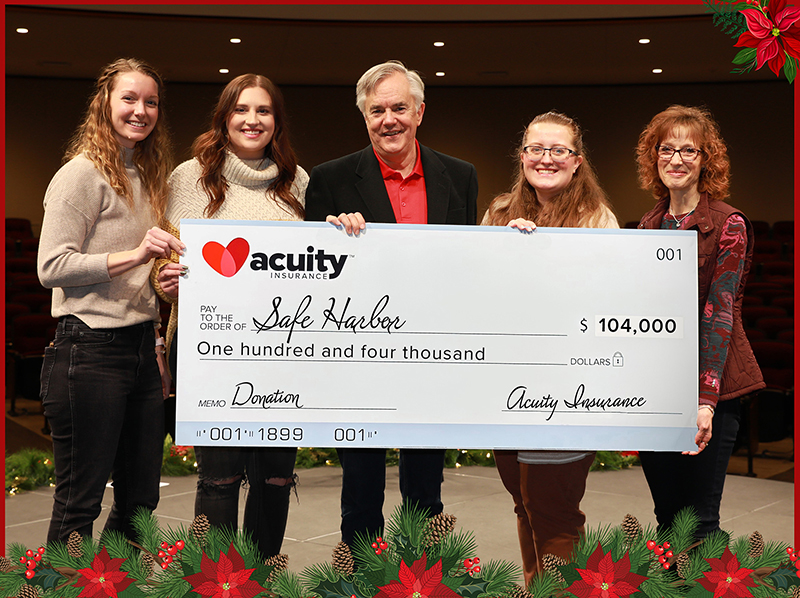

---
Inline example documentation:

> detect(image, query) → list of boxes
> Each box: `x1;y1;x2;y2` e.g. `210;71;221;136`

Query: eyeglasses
522;145;578;161
656;145;703;162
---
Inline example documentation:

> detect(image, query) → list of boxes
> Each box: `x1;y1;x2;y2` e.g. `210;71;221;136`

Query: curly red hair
636;105;730;201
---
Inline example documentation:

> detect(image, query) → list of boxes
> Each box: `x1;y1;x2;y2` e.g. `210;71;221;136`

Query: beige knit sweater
38;148;160;329
165;152;308;227
155;151;308;353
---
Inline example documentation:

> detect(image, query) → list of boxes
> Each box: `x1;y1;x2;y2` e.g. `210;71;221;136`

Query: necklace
668;208;694;228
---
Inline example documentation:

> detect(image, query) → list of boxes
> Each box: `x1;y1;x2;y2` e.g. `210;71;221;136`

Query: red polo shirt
374;140;428;224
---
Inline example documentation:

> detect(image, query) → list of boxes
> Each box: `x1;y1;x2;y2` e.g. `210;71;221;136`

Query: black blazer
305;144;478;225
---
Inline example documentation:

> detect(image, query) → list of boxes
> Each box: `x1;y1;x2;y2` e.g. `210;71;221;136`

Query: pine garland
299;503;518;598
3;505;798;598
5;444;642;496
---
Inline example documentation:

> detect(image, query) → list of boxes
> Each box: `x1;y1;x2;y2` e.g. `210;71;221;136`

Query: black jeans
194;446;297;558
42;316;164;543
338;448;445;546
639;398;741;539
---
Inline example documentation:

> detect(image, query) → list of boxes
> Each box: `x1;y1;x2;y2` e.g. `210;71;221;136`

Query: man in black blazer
305;60;478;547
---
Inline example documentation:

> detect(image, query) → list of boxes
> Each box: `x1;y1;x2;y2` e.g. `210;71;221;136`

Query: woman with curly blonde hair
636;105;763;540
485;111;617;585
38;58;184;543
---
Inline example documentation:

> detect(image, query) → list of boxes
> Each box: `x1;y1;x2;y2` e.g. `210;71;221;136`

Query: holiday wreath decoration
705;0;800;83
2;506;799;598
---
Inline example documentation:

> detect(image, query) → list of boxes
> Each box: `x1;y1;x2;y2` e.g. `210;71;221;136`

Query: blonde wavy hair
65;58;173;220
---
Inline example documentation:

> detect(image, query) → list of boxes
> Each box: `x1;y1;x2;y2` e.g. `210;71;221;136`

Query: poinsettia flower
183;543;265;598
565;543;648;598
697;546;758;598
73;546;133;598
374;553;460;598
734;0;800;75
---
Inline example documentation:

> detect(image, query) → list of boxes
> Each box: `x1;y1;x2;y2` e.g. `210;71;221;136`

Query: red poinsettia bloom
697;546;758;598
374;553;460;598
183;543;265;598
735;0;800;75
566;543;648;598
73;546;133;598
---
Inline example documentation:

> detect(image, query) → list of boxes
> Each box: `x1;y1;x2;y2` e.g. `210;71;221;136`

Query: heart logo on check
202;238;250;277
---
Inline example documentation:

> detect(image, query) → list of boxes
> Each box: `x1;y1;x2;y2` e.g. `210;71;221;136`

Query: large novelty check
175;221;699;451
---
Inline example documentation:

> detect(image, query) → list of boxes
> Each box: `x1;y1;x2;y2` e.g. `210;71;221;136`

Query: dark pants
338;448;445;546
42;316;164;543
639;398;741;539
194;446;297;558
495;451;595;586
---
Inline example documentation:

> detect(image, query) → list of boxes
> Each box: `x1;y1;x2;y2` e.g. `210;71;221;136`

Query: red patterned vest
638;193;765;401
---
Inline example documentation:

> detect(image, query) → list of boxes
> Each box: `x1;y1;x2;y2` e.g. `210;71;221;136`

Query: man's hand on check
327;212;367;236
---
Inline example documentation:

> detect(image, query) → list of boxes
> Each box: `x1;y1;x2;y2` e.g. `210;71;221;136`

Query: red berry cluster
371;537;389;555
786;546;800;570
464;557;481;576
157;540;185;570
19;547;45;580
743;0;761;5
646;540;673;570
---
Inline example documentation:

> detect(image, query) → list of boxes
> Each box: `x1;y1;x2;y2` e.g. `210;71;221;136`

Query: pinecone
16;585;38;598
676;552;692;580
332;541;355;576
541;553;566;584
0;557;14;572
748;531;764;559
424;512;457;547
141;551;156;575
264;553;289;582
621;514;642;545
506;583;534;598
67;530;83;558
190;514;211;545
792;585;800;598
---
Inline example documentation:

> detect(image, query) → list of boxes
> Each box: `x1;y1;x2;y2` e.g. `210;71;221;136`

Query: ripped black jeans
194;446;297;557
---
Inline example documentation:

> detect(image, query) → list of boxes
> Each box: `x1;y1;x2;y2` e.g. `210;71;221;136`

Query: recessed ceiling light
652;68;663;74
639;38;650;44
219;68;230;74
16;28;29;34
433;41;444;47
230;38;241;44
435;72;445;77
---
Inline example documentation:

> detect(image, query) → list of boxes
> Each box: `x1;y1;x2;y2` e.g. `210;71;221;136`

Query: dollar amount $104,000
592;316;683;338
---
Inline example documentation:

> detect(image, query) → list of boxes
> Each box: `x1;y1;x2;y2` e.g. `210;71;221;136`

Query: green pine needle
528;571;562;598
301;561;341;586
704;0;749;37
480;559;521;593
662;507;700;553
273;569;307;598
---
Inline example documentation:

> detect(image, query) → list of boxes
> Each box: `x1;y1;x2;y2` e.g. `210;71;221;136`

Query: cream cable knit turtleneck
165;151;308;228
158;151;308;354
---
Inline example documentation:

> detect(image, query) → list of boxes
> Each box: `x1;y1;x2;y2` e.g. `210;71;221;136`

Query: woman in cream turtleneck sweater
156;74;307;558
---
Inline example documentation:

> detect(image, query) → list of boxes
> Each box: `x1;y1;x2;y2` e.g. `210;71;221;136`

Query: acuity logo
202;238;250;277
201;238;349;280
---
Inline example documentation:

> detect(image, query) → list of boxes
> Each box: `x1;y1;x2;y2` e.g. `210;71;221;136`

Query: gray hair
355;60;425;115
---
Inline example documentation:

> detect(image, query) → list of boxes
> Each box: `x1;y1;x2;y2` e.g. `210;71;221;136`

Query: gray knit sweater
38;148;160;329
